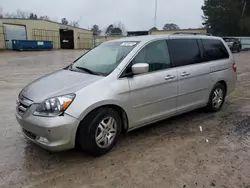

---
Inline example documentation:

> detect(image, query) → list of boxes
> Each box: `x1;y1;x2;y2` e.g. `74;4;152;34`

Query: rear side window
168;39;202;67
202;39;229;61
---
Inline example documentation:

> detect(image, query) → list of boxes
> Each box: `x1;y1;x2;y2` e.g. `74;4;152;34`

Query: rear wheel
205;83;226;112
77;108;121;156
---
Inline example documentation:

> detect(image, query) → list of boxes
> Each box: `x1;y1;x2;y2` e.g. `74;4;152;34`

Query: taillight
232;63;237;72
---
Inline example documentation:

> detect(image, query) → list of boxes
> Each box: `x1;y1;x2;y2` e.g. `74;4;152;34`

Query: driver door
125;40;178;128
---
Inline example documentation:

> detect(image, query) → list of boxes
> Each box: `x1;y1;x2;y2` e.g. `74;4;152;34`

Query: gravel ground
0;50;250;188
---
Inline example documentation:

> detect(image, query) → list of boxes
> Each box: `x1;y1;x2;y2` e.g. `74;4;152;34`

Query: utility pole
241;0;247;19
154;0;158;28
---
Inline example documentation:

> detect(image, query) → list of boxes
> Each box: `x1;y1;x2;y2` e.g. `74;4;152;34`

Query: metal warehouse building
0;18;94;50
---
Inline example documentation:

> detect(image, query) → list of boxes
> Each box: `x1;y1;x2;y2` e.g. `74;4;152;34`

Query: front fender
65;75;131;128
77;100;131;123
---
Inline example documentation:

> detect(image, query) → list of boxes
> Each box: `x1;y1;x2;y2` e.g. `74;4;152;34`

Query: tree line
0;7;181;36
93;0;250;36
92;0;250;37
0;8;79;27
202;0;250;36
91;21;127;36
3;1;250;37
91;23;180;36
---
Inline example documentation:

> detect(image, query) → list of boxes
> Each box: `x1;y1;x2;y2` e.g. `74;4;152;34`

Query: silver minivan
16;34;237;156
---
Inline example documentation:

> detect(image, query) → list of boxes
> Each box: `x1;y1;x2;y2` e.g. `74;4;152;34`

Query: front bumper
15;109;80;152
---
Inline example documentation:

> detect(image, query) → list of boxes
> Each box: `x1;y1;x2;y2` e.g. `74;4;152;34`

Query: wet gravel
0;50;250;188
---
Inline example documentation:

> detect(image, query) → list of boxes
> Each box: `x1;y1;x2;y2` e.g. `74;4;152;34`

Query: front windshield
72;41;138;76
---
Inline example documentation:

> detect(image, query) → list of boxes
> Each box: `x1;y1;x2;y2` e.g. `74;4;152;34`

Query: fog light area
37;136;49;143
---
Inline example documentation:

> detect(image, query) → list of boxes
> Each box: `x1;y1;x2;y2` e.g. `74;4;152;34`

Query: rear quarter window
202;39;229;61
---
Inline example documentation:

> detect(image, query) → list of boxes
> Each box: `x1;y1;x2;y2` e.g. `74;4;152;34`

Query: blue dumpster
12;40;53;51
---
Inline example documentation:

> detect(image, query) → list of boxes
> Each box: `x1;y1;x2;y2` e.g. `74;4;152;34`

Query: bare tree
69;20;79;27
114;21;127;35
4;9;32;19
17;9;29;18
100;26;107;36
51;17;59;23
39;15;51;21
4;13;14;18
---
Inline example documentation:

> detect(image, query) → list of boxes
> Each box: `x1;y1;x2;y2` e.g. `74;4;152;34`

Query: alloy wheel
95;117;117;148
212;88;224;109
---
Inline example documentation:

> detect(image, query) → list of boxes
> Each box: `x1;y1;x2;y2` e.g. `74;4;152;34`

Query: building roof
127;31;149;33
127;31;149;36
0;18;91;31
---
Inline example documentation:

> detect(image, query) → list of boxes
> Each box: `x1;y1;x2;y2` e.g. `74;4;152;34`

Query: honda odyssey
16;34;237;156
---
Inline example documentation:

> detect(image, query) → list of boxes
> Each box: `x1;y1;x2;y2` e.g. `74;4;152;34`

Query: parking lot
0;50;250;188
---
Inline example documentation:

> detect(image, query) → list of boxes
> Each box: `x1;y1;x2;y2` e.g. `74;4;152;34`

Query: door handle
165;75;175;80
181;72;190;77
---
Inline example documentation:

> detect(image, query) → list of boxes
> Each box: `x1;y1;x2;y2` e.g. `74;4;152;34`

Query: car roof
107;34;222;44
107;35;170;43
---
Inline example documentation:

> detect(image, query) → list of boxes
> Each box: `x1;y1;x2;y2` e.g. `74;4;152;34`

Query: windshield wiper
67;64;74;70
75;66;100;75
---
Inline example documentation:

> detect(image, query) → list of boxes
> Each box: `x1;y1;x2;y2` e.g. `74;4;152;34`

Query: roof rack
173;32;212;36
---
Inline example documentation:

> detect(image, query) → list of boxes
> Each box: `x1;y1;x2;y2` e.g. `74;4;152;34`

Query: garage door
59;29;74;49
4;24;27;49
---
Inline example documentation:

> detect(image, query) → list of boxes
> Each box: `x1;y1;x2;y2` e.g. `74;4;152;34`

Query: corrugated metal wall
77;33;94;49
224;37;250;50
32;29;60;49
0;19;94;50
239;37;250;50
0;26;5;49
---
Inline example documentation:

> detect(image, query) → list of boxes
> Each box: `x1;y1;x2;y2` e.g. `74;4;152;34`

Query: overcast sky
1;0;204;31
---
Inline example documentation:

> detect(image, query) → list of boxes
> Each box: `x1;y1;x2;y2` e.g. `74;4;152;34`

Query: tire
237;47;241;53
205;83;226;112
76;107;122;156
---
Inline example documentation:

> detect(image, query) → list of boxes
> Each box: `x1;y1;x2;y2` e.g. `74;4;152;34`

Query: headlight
33;94;75;117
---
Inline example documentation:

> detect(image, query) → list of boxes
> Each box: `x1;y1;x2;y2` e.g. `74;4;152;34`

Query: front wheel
77;108;122;156
205;83;226;112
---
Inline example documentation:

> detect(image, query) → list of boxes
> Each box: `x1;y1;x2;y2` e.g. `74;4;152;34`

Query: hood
20;69;102;102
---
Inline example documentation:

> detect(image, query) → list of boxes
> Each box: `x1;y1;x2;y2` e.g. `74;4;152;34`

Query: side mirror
132;63;149;75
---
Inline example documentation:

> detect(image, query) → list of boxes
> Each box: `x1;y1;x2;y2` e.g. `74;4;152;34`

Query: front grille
17;95;33;116
23;129;37;140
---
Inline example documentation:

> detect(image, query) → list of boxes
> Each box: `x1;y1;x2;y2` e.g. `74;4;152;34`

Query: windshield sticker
120;42;137;47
